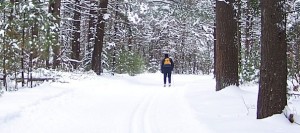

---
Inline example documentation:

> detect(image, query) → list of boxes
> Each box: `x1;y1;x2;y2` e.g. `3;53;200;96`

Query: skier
161;53;174;87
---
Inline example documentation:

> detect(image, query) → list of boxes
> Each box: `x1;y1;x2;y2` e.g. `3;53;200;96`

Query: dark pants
163;71;172;84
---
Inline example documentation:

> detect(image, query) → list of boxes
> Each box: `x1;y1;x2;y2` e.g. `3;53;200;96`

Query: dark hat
164;54;169;58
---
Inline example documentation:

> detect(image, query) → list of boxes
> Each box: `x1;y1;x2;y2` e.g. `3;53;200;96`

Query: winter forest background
0;0;300;120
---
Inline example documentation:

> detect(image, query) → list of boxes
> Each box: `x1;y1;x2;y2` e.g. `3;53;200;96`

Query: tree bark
215;0;239;91
237;0;242;77
71;0;81;69
29;0;40;87
87;0;97;69
21;1;26;87
92;0;108;75
49;0;61;69
245;0;252;61
213;22;216;77
257;0;287;119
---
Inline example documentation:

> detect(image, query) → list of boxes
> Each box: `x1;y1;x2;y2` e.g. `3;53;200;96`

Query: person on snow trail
161;53;174;87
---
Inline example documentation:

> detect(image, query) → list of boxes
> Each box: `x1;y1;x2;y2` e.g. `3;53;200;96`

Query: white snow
0;72;299;133
128;13;141;24
0;30;4;37
217;0;230;4
103;13;110;20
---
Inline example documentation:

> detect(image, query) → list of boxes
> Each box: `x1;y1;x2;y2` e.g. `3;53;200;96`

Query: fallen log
0;77;55;82
283;105;300;125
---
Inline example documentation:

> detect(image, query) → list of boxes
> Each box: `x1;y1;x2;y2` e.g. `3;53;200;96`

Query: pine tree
92;0;108;75
48;0;61;69
71;0;81;69
215;0;239;91
257;0;287;119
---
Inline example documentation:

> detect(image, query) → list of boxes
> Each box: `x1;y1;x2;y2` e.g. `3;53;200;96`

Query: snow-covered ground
0;72;299;133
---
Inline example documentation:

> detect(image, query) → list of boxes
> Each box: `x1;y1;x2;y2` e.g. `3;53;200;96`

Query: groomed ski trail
129;88;158;133
127;75;213;133
0;74;213;133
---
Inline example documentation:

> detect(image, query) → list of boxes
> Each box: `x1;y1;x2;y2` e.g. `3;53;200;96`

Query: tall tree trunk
92;0;108;75
112;0;118;76
87;0;97;69
215;0;239;91
126;5;133;50
1;1;6;90
296;39;300;84
49;0;61;69
257;0;287;119
245;0;252;61
71;0;81;69
3;45;7;91
236;0;242;78
21;0;28;87
213;22;216;77
3;0;16;90
30;0;39;87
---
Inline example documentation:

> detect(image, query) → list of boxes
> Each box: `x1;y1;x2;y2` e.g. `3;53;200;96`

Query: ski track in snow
126;74;212;133
0;74;214;133
0;84;74;125
2;74;298;133
129;89;158;133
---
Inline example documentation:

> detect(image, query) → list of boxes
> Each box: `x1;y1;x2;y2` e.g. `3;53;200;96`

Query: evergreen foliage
116;50;145;76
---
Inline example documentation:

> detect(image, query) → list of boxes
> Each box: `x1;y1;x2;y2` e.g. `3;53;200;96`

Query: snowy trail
0;74;212;133
129;88;157;133
1;73;300;133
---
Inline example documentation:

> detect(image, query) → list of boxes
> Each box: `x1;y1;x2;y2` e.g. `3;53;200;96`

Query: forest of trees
0;0;300;119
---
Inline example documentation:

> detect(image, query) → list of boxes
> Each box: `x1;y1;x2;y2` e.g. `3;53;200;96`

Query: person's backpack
163;58;172;67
